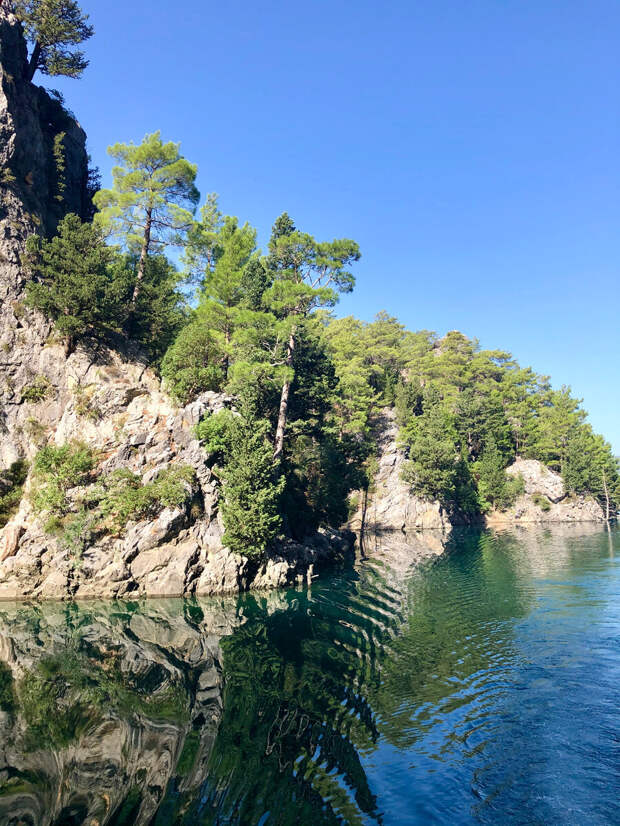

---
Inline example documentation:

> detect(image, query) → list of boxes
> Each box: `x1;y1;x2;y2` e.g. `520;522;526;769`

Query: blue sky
51;0;619;450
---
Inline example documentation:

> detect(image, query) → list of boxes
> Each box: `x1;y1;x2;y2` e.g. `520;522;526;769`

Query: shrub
532;492;552;512
30;442;95;516
91;465;195;533
161;323;224;405
31;438;195;542
0;460;29;528
21;375;52;403
195;409;237;459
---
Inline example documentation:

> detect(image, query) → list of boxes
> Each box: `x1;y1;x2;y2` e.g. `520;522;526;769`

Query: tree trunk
223;324;231;379
64;335;75;358
273;326;296;461
26;42;41;81
131;209;152;307
602;469;610;522
124;210;152;335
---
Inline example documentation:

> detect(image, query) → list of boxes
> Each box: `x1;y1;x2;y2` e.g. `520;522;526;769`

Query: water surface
0;525;618;825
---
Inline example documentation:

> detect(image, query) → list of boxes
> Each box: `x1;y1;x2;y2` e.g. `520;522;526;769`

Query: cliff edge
0;10;353;600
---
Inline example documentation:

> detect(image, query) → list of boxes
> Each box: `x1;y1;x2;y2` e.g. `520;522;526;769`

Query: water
0;525;618;825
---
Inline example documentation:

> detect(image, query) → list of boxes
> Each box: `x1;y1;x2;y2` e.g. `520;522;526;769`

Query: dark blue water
0;525;618;825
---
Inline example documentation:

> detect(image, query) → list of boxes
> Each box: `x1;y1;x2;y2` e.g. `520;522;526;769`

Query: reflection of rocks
486;522;612;577
360;528;450;574
0;598;241;825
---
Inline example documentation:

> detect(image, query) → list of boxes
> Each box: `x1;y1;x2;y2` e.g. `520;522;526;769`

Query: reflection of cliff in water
0;525;614;825
0;598;243;825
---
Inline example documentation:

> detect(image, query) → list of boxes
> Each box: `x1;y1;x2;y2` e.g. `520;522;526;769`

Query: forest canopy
23;128;620;556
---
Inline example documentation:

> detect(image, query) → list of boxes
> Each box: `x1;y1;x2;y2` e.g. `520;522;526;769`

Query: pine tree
265;213;360;459
24;213;116;355
13;0;94;80
198;404;285;558
195;216;259;378
401;388;459;504
93;132;199;325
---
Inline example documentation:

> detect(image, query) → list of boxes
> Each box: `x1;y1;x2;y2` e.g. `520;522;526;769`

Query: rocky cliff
0;8;353;600
487;457;604;524
348;409;452;535
350;409;605;538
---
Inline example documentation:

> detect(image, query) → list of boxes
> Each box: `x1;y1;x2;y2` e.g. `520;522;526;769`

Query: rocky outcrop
350;411;606;537
348;408;451;535
0;9;355;600
487;457;605;524
0;379;355;599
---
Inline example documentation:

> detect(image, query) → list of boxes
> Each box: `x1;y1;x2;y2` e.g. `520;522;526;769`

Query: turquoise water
0;525;618;825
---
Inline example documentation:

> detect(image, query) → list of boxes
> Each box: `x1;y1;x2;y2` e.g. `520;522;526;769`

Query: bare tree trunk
223;325;231;379
124;210;152;335
273;326;296;461
24;41;41;81
131;209;152;307
602;469;610;522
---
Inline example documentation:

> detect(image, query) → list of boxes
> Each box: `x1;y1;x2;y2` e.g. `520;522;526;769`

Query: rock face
0;11;354;600
350;411;605;537
348;408;451;535
1;6;91;468
488;457;604;524
0;383;355;599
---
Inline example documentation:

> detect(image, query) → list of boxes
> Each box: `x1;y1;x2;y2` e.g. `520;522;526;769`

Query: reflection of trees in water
368;530;532;752
196;584;393;826
0;526;614;825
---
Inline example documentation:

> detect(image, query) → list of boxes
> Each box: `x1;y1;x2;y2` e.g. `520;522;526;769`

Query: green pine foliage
401;388;461;504
197;407;284;557
161;323;225;404
13;0;94;80
473;438;524;513
24;214;118;354
24;214;187;360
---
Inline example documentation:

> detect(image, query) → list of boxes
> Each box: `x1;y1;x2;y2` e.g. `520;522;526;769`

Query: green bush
195;409;237;458
21;375;52;403
91;465;195;533
532;492;552;511
31;439;195;542
31;442;95;516
0;460;29;528
161;323;225;405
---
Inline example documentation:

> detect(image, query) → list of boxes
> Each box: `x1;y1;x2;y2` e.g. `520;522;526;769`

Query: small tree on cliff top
93;132;199;328
24;213;116;355
12;0;94;81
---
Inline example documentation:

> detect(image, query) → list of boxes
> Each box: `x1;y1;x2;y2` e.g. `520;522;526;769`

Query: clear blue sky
52;0;619;450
